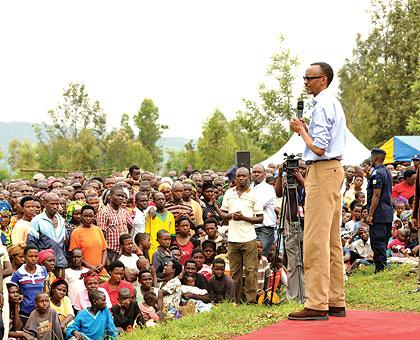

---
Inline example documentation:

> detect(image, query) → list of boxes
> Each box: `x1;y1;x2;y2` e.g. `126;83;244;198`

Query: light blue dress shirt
303;88;347;161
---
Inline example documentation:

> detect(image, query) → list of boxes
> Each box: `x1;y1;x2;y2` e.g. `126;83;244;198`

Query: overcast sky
0;0;373;138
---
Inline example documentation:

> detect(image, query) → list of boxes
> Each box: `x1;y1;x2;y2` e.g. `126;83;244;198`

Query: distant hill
0;122;38;157
0;122;196;158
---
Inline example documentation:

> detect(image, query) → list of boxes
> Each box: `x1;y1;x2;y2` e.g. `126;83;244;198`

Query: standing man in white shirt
132;192;149;237
251;164;277;257
220;167;264;303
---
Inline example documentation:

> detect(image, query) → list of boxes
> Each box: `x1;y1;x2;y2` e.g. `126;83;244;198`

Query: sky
0;0;373;138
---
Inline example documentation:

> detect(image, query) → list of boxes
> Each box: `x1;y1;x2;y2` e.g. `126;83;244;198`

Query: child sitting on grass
181;274;212;312
139;291;161;327
207;258;235;303
111;287;143;333
24;292;63;340
388;229;411;257
67;290;119;340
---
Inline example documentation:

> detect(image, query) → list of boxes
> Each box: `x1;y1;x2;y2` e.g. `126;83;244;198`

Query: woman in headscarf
7;243;26;273
37;249;57;294
73;270;112;312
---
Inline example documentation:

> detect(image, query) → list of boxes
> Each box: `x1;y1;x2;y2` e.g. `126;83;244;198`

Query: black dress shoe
328;306;346;317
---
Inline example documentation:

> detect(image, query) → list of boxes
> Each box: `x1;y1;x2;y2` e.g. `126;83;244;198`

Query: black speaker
236;151;251;170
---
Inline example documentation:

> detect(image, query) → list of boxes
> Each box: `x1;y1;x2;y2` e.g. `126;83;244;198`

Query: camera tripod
267;173;305;305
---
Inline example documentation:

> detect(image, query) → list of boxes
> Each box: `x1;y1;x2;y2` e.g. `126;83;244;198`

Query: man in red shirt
392;169;416;201
100;260;134;306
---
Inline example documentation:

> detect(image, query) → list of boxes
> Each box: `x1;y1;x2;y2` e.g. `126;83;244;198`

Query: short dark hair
202;240;217;251
109;260;125;272
176;215;194;228
404;170;416;180
192;248;205;257
81;205;95;214
24;245;38;255
137;269;152;280
184;259;197;268
88;290;105;304
204;217;218;227
170;259;183;276
311;62;334;86
212;258;226;266
157;229;170;239
134;232;149;246
73;190;86;200
20;195;34;208
119;233;132;245
129;165;140;175
352;202;364;210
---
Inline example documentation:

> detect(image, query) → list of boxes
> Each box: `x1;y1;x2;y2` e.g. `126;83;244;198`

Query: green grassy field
121;265;420;340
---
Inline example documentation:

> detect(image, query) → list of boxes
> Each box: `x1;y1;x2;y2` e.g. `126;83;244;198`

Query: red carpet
235;310;420;340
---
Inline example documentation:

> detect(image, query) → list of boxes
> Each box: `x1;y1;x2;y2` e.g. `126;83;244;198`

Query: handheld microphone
297;100;304;119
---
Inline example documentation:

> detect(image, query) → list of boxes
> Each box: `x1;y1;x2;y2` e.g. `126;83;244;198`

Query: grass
121;264;420;340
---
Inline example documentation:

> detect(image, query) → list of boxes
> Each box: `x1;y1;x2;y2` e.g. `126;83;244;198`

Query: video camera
283;153;301;185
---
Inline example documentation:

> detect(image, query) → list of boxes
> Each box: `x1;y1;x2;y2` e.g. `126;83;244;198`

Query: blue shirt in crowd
11;264;48;315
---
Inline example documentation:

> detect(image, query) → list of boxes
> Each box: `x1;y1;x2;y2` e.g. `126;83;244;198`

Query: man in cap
366;148;393;273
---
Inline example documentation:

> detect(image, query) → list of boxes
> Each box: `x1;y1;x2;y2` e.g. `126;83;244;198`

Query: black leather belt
305;157;341;166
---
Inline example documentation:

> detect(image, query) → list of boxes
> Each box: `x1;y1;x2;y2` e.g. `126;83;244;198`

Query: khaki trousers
303;160;345;311
228;239;258;303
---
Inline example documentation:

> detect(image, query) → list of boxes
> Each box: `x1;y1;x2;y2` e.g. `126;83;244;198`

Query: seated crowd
0;156;418;339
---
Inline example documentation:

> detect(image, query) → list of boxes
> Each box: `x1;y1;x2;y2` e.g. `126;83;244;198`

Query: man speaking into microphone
288;62;346;320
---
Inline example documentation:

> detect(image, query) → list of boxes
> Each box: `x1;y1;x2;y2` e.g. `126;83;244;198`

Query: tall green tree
339;0;420;147
8;140;39;174
133;99;167;165
235;34;299;157
37;82;107;142
197;110;238;170
105;128;154;171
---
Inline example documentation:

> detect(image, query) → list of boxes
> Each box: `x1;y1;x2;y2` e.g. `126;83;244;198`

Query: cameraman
274;160;305;301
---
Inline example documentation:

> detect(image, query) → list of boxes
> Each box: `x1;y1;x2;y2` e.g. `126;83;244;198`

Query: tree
105;129;154;171
339;0;420;147
133;99;167;165
235;34;300;157
8;140;39;174
38;82;107;142
197;110;238;170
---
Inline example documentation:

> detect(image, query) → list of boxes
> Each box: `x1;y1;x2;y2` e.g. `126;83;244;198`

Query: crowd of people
0;152;419;339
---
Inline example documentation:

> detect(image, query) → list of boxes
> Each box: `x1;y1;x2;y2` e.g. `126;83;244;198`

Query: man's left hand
290;117;305;133
232;211;244;221
367;215;373;224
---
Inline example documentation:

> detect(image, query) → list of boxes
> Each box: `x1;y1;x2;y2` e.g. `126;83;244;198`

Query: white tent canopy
261;128;370;167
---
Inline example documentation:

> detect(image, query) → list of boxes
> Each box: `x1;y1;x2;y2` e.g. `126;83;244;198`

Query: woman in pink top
73;271;112;311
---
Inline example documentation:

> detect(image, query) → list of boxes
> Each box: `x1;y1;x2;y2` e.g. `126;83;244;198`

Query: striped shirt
165;200;196;223
11;264;48;315
97;204;134;253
